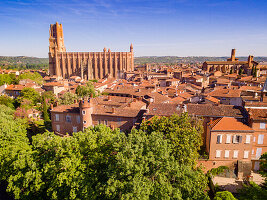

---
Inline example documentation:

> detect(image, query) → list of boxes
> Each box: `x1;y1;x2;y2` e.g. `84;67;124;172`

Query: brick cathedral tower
49;22;66;75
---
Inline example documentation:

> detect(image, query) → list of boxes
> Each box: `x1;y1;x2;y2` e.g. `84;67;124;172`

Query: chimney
112;107;115;113
128;102;131;107
108;96;111;101
50;104;54;110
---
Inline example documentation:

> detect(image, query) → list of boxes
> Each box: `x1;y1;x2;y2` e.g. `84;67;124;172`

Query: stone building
202;49;258;75
49;22;134;80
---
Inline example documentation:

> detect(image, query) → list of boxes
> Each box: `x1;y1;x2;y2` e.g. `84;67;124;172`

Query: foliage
237;181;267;200
0;119;209;200
75;82;96;98
0;73;18;86
0;95;15;109
18;87;41;106
140;113;203;166
207;166;229;177
252;66;258;77
214;191;237;200
105;129;209;200
18;72;43;85
260;152;267;184
238;68;244;75
59;92;78;105
0;105;30;183
42;91;56;105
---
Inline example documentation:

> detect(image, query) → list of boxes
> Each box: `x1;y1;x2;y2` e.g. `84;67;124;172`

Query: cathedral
49;22;134;80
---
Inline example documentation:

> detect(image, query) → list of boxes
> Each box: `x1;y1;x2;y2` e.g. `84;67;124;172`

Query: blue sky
0;0;267;57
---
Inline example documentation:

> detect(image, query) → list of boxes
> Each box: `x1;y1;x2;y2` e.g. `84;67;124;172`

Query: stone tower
49;22;66;55
227;49;239;61
49;22;66;76
79;98;93;130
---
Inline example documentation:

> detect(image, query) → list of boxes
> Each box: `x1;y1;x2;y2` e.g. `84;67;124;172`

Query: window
233;150;238;158
98;120;101;125
104;120;108;126
244;151;249;159
76;116;80;124
256;148;262;159
217;135;222;144
55;114;59;121
83;121;86;124
73;126;77;132
225;150;230;158
260;122;266;129
56;125;60;132
226;135;231;144
253;136;256;142
66;115;71;123
82;110;86;115
258;135;264;144
233;135;242;144
216;150;222;158
252;149;254;155
245;135;251;144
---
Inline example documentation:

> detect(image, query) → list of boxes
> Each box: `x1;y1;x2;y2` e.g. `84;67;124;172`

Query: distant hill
134;56;267;64
0;56;48;65
1;56;267;67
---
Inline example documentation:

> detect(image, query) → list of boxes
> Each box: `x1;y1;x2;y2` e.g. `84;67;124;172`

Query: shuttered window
258;135;264;144
245;135;251;144
226;135;231;144
233;150;238;158
216;150;221;158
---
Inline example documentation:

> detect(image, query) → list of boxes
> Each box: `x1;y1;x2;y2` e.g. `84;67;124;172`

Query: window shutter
245;135;251;144
239;136;242;143
226;135;231;143
258;135;264;144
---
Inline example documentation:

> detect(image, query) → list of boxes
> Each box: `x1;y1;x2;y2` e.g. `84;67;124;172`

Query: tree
59;92;78;105
105;129;209;200
0;95;15;109
0;74;18;86
140;113;203;165
42;91;56;105
76;82;96;98
18;87;41;106
18;72;43;85
214;191;237;200
260;152;267;184
238;181;267;200
238;68;244;75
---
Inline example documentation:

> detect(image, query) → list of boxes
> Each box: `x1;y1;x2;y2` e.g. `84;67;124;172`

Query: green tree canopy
238;181;267;200
0;73;18;86
140;113;203;165
214;191;237;200
18;72;43;85
0;95;15;109
18;87;41;106
59;92;78;105
75;82;96;98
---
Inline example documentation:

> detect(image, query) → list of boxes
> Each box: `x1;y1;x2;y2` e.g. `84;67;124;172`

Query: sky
0;0;267;58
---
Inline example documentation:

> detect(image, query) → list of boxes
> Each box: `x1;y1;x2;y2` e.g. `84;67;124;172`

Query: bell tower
49;22;66;76
49;22;66;55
